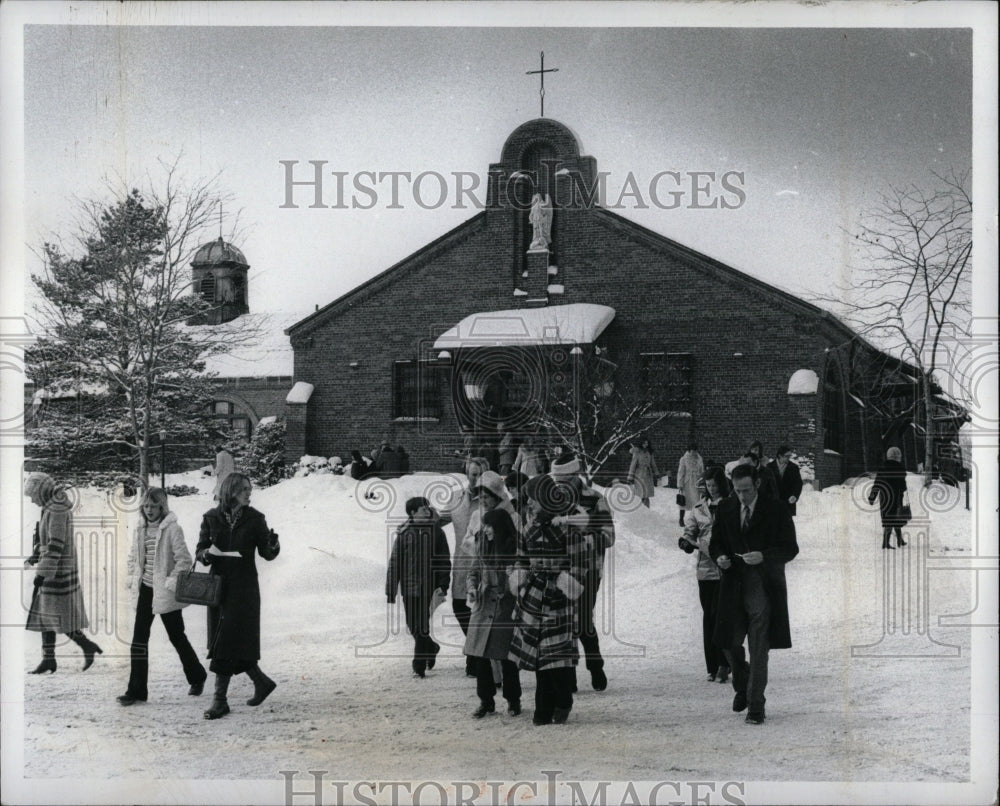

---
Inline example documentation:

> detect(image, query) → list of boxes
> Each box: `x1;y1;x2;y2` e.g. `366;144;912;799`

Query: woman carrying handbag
196;473;280;720
117;488;207;705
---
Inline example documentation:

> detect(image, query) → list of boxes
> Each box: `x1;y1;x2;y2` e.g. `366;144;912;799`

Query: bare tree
820;169;971;483
27;160;266;486
535;347;668;481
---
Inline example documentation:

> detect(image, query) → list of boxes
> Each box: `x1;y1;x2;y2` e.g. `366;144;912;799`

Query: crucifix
526;51;559;117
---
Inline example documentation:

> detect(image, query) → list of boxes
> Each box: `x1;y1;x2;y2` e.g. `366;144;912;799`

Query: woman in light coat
24;472;102;674
676;442;705;526
465;507;521;718
117;488;207;705
679;465;730;684
628;438;659;508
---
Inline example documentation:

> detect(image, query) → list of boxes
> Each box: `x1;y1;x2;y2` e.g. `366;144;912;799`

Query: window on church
639;352;693;413
393;360;442;420
208;400;252;440
200;275;216;304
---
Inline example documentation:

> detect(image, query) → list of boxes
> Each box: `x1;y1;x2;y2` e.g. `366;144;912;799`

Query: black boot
245;665;277;706
204;674;231;720
30;631;57;674
68;630;103;671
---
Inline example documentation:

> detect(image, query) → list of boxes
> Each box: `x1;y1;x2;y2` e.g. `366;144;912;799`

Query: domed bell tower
189;237;250;325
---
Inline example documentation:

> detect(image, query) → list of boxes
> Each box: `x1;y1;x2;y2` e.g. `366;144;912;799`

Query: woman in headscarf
868;447;909;549
508;474;586;725
23;472;102;674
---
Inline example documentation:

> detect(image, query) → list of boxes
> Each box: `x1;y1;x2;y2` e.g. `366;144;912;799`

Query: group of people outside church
23;433;913;730
387;449;614;726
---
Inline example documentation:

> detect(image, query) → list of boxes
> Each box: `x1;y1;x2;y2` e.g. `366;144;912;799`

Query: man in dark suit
765;445;804;517
709;463;799;725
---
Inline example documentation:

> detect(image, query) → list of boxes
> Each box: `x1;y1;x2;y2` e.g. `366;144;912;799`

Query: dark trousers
535;667;575;721
475;657;521;705
577;576;604;671
403;594;439;673
127;583;206;699
452;598;476;673
726;569;771;712
697;579;726;674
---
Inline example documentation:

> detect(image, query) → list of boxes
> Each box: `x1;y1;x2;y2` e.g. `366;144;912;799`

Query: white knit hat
550;453;581;479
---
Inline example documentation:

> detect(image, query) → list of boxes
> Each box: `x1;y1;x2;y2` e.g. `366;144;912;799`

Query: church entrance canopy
432;303;615;352
432;303;616;436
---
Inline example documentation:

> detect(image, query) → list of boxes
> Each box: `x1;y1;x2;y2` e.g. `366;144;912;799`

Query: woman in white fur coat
117;488;207;705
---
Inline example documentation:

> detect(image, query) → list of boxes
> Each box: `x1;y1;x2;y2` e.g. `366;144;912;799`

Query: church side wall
292;205;852;486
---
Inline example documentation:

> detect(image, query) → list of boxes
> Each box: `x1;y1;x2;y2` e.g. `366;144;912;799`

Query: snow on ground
6;471;987;803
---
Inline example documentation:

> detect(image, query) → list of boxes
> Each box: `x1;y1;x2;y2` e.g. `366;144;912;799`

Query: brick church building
278;117;963;488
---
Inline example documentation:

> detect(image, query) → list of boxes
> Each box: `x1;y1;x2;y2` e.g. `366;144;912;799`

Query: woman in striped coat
508;474;586;726
24;472;102;674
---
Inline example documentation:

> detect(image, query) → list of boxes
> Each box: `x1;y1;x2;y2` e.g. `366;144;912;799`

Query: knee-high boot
245;664;277;706
67;630;103;671
30;631;57;674
204;674;231;720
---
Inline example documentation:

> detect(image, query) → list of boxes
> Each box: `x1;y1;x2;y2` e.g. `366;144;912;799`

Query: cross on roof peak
526;51;559;117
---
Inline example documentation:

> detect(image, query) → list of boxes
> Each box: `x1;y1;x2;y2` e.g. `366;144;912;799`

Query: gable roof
286;201;860;346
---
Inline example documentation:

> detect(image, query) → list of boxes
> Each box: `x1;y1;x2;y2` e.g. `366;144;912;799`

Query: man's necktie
742;505;750;532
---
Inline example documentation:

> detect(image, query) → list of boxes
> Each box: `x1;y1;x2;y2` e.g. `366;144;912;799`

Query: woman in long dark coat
197;472;280;719
465;507;521;718
867;446;909;549
23;472;102;673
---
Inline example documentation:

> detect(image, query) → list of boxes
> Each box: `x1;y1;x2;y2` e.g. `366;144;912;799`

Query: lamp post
159;429;167;489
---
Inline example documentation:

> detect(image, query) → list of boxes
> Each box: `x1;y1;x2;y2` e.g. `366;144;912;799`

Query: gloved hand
677;537;696;554
197;549;214;565
33;575;44;588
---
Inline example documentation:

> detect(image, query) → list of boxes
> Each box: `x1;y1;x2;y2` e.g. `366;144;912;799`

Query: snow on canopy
286;381;314;404
433;303;615;350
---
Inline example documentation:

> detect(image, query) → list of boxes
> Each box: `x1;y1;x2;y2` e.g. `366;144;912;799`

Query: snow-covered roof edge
432;303;615;350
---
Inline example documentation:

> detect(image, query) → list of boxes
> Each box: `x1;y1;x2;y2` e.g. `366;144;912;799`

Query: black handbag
676;493;686;507
896;492;912;523
174;558;222;607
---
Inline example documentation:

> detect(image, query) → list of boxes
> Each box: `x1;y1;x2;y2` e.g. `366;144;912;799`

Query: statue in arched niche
528;192;553;251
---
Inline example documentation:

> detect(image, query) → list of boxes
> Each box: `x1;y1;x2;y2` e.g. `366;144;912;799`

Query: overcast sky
8;4;989;327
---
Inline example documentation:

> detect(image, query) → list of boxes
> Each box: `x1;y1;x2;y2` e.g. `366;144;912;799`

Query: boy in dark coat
386;497;451;677
709;463;799;725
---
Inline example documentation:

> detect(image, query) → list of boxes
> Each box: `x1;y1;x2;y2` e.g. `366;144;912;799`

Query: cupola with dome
189;236;250;325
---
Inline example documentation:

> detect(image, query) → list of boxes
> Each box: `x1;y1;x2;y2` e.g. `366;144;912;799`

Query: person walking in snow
709;463;799;725
512;438;546;478
213;445;235;501
739;440;779;502
867;446;909;549
497;424;518;476
117;488;207;705
438;456;490;676
508;474;586;725
765;445;804;517
678;466;730;684
628;438;659;508
550;454;614;692
386;497;451;678
349;449;372;480
465;507;521;717
677;442;705;527
23;472;102;674
196;472;281;720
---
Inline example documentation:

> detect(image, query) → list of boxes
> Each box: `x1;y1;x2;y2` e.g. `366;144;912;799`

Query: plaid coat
26;506;89;633
507;516;585;672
